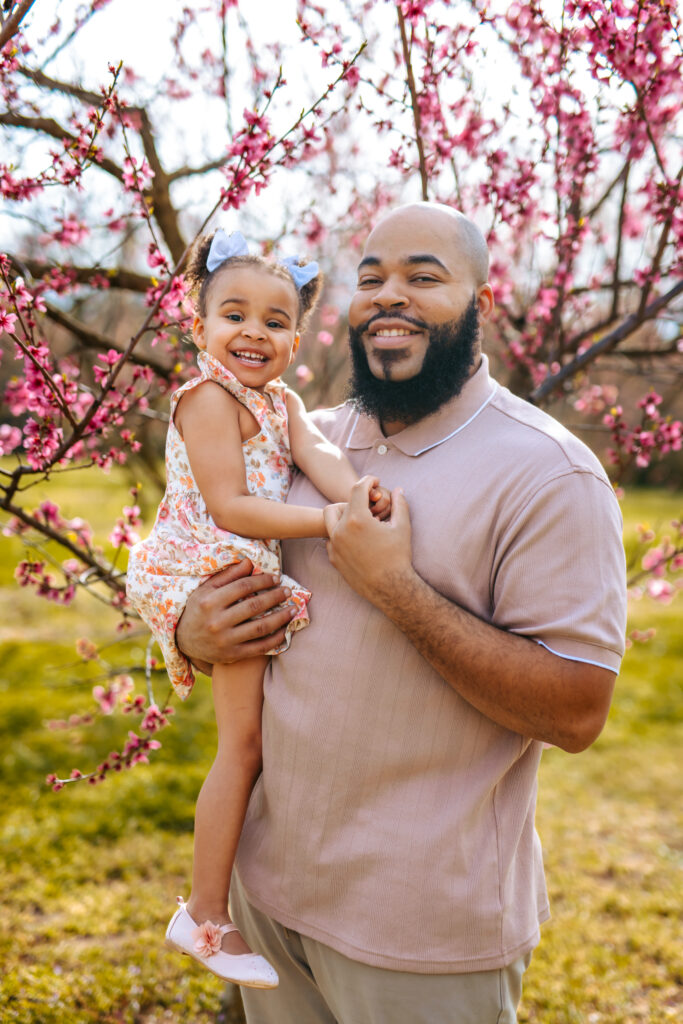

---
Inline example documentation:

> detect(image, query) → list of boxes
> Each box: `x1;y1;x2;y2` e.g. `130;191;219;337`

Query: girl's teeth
235;351;266;363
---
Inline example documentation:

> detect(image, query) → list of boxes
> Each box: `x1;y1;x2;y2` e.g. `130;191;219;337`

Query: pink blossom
141;704;168;732
0;310;17;333
646;579;675;603
0;424;21;454
316;330;334;346
342;63;360;88
76;637;99;660
92;674;134;714
296;364;314;384
109;518;140;547
93;685;117;715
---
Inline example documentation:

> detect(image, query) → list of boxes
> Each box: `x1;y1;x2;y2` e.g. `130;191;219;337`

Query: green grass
0;476;681;1023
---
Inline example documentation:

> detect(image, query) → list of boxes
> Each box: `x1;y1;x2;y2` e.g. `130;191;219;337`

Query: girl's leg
186;655;268;956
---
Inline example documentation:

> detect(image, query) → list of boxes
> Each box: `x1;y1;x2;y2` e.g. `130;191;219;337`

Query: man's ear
289;334;301;363
476;284;494;322
193;315;206;349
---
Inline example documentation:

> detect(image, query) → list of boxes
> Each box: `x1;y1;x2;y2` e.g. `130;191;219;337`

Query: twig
529;280;683;402
397;8;429;201
44;305;174;377
0;498;126;593
0;0;36;50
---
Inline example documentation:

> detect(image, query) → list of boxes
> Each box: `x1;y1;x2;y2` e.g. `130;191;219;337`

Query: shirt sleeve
490;468;627;672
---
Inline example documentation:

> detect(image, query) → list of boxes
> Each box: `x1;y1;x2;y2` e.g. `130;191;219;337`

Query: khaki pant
230;876;531;1024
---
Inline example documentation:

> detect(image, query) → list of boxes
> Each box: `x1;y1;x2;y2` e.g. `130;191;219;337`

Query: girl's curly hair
185;231;323;333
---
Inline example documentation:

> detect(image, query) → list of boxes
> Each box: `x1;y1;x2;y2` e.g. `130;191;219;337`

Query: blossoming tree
1;0;681;784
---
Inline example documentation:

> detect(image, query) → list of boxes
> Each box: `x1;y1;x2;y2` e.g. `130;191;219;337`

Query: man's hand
175;559;298;672
323;476;414;606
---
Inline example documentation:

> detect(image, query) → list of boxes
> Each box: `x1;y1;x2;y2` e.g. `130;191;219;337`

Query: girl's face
193;265;300;392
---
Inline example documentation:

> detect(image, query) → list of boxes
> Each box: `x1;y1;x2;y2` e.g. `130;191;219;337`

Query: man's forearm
371;567;615;753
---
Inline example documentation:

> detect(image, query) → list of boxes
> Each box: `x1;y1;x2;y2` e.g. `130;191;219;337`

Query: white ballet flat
165;899;279;989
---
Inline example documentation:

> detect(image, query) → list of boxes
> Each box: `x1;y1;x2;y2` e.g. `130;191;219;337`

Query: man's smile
373;328;420;337
366;316;426;345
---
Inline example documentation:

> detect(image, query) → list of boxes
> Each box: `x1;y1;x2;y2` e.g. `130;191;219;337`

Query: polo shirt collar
346;353;498;456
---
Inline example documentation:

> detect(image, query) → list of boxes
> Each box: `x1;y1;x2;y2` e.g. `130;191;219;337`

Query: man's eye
358;277;381;287
412;275;437;283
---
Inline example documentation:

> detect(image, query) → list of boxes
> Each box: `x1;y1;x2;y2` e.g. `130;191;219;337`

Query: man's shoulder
309;401;357;442
488;383;608;481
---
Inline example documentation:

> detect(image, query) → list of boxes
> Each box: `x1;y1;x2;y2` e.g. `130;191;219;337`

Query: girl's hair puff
186;231;323;333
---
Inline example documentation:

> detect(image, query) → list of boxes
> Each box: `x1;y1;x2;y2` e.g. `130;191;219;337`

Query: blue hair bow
206;229;249;273
280;255;319;291
206;229;319;291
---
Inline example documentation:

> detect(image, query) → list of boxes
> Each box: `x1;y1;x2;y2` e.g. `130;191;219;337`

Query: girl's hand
323;480;413;606
323;502;347;537
369;484;392;521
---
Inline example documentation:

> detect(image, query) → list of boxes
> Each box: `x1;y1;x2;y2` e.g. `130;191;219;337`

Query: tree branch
0;111;125;181
397;8;429;201
610;160;631;320
18;257;152;293
17;64;105;107
43;304;175;378
134;109;187;263
0;496;125;594
528;279;683;402
167;156;231;182
5;76;186;261
0;0;36;50
637;166;683;317
585;160;630;218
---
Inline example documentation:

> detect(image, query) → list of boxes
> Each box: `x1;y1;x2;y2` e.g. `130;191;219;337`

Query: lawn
0;471;680;1023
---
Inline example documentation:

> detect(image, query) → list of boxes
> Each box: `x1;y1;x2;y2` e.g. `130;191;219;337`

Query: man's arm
175;560;298;673
323;478;617;754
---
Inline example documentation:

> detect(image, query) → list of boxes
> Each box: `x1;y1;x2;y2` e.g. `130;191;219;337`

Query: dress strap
193;351;272;425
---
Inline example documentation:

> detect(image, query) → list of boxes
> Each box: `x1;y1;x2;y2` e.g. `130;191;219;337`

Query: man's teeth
374;328;415;336
234;351;267;363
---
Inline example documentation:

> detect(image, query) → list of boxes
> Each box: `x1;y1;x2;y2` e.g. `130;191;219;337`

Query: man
176;203;626;1023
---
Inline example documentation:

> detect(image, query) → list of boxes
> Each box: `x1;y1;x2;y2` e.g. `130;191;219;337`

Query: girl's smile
193;265;300;392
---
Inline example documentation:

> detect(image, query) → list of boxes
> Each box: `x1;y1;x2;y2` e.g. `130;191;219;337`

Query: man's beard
347;296;479;427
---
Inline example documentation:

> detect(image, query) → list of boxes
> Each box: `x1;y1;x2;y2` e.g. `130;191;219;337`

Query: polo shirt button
377;444;388;455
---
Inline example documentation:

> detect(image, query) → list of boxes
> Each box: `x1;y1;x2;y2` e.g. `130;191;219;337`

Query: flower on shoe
192;920;224;957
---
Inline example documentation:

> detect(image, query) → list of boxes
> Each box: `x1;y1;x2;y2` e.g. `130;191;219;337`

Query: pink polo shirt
234;354;626;973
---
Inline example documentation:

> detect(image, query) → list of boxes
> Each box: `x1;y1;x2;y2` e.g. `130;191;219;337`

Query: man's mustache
356;311;429;334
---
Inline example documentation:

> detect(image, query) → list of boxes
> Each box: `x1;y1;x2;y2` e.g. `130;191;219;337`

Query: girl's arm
286;389;389;512
176;381;327;538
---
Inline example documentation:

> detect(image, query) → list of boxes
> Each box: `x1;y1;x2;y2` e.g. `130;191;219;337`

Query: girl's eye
267;320;284;329
226;312;243;322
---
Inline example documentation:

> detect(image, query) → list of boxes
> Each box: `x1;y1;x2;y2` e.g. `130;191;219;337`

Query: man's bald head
367;202;489;288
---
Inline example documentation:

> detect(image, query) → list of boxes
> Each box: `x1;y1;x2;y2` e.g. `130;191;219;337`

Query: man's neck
381;416;409;437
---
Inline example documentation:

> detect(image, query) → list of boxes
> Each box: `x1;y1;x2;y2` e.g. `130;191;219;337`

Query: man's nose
372;277;408;308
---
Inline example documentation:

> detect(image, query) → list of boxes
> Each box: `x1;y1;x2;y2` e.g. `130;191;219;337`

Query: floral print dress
126;351;311;699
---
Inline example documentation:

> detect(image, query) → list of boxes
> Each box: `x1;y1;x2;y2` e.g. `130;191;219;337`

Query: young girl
126;229;389;989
